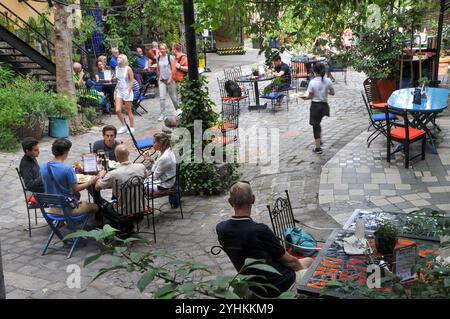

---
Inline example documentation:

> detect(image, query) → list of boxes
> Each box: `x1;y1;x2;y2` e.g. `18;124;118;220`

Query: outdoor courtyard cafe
0;0;448;307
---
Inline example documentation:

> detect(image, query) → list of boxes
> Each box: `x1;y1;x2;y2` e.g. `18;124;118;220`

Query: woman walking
115;54;135;134
157;43;178;121
301;62;335;154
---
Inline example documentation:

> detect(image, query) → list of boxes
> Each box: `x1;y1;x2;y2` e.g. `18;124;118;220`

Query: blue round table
388;88;449;153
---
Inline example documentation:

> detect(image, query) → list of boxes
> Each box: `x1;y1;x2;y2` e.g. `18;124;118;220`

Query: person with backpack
301;62;335;154
157;43;178;121
172;43;188;116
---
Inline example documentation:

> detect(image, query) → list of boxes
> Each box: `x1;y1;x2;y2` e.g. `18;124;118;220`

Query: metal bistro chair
146;164;184;223
224;66;253;103
385;106;426;169
34;193;90;259
112;176;155;240
361;91;396;148
15;168;39;237
218;77;248;115
291;61;309;92
266;190;338;256
363;78;387;110
124;119;154;163
210;94;239;154
132;82;150;116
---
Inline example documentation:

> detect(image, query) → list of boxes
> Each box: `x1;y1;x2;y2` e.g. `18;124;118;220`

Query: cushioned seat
370;102;387;108
223;96;247;101
261;92;284;99
371;113;396;121
136;137;153;149
390;127;426;140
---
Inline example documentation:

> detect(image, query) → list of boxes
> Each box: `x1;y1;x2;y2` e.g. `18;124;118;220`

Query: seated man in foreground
19;137;44;193
95;145;148;232
40;138;99;216
216;182;312;298
92;125;121;162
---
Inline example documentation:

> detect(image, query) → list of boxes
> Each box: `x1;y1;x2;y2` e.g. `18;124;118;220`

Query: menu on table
393;243;417;281
83;153;98;175
103;70;112;81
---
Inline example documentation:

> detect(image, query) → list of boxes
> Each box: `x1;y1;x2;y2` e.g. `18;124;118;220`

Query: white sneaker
129;127;136;134
117;126;127;134
158;115;164;121
175;109;183;116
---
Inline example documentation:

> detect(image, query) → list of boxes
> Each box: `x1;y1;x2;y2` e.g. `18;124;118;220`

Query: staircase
0;25;56;89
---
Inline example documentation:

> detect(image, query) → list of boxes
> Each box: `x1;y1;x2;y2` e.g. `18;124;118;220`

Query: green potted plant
252;67;259;76
374;220;398;255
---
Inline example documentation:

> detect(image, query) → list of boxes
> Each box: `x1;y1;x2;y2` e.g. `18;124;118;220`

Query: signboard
393;243;417;281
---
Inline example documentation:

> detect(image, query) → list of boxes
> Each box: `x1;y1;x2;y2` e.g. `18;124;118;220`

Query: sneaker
175;109;183;116
158;115;164;121
313;147;323;154
129;127;136;134
117;126;127;134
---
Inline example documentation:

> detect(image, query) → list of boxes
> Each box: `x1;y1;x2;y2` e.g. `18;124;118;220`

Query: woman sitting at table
144;133;176;194
95;61;106;83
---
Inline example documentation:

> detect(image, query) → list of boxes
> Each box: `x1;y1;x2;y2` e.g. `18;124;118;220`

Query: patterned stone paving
0;45;448;298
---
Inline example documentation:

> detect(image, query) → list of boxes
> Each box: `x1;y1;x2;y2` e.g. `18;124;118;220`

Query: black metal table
95;81;117;112
236;75;274;110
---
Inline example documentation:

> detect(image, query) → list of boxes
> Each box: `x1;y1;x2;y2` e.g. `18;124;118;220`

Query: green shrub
0;66;78;151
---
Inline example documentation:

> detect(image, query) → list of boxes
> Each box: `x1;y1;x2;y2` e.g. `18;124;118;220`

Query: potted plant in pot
350;27;408;99
47;93;78;138
252;67;260;77
374;220;398;256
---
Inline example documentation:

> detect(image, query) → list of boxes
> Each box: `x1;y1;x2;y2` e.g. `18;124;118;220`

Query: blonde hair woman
115;54;135;134
144;132;176;193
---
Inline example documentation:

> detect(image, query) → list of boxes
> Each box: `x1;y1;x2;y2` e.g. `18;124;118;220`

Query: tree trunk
0;241;5;299
179;9;187;53
54;3;75;98
183;0;199;82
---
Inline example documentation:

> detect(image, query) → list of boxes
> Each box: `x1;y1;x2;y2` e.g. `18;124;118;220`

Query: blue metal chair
124;119;154;163
34;193;90;259
260;91;287;112
361;91;396;148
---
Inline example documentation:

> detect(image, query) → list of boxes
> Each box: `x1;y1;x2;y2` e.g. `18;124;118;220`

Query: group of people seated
19;126;176;232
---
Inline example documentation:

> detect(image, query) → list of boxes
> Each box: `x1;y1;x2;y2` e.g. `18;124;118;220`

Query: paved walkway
0;47;448;298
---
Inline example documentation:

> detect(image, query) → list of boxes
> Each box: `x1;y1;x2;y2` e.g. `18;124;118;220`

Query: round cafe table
387;87;449;154
94;81;117;112
236;75;275;110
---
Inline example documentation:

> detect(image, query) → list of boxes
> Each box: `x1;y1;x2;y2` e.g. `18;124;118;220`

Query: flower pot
374;233;397;255
252;38;262;49
15;116;45;140
48;116;69;138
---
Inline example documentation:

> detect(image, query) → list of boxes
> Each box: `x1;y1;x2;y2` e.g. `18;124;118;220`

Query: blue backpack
284;227;318;257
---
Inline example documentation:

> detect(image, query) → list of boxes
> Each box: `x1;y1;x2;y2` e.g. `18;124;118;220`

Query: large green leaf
91;265;127;282
178;283;198;297
155;284;177;299
112;256;124;267
245;264;282;275
243;258;267;268
83;252;104;267
137;269;158;292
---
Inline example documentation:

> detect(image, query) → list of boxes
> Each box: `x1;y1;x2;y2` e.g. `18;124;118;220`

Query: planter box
15;117;45;140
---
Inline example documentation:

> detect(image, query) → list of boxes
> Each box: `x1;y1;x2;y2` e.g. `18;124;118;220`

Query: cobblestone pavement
0;46;446;299
319;105;450;224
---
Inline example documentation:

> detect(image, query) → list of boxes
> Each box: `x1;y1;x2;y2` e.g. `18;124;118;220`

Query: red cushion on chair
223;96;247;101
210;122;237;132
390;127;426;140
26;195;37;204
211;136;234;145
370;102;387;108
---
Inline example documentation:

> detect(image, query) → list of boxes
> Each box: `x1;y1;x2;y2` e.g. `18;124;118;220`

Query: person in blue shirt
40;138;99;216
110;48;119;69
133;47;149;85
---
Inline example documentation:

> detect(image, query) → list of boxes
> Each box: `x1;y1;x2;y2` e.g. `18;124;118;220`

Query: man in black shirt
19;137;44;193
273;55;291;90
216;182;312;297
92;125;121;161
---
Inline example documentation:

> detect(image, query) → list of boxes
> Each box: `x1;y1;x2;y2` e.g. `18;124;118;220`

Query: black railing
0;2;90;64
0;3;53;59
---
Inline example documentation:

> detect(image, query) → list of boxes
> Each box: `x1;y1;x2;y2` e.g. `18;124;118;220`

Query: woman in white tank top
114;54;135;134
